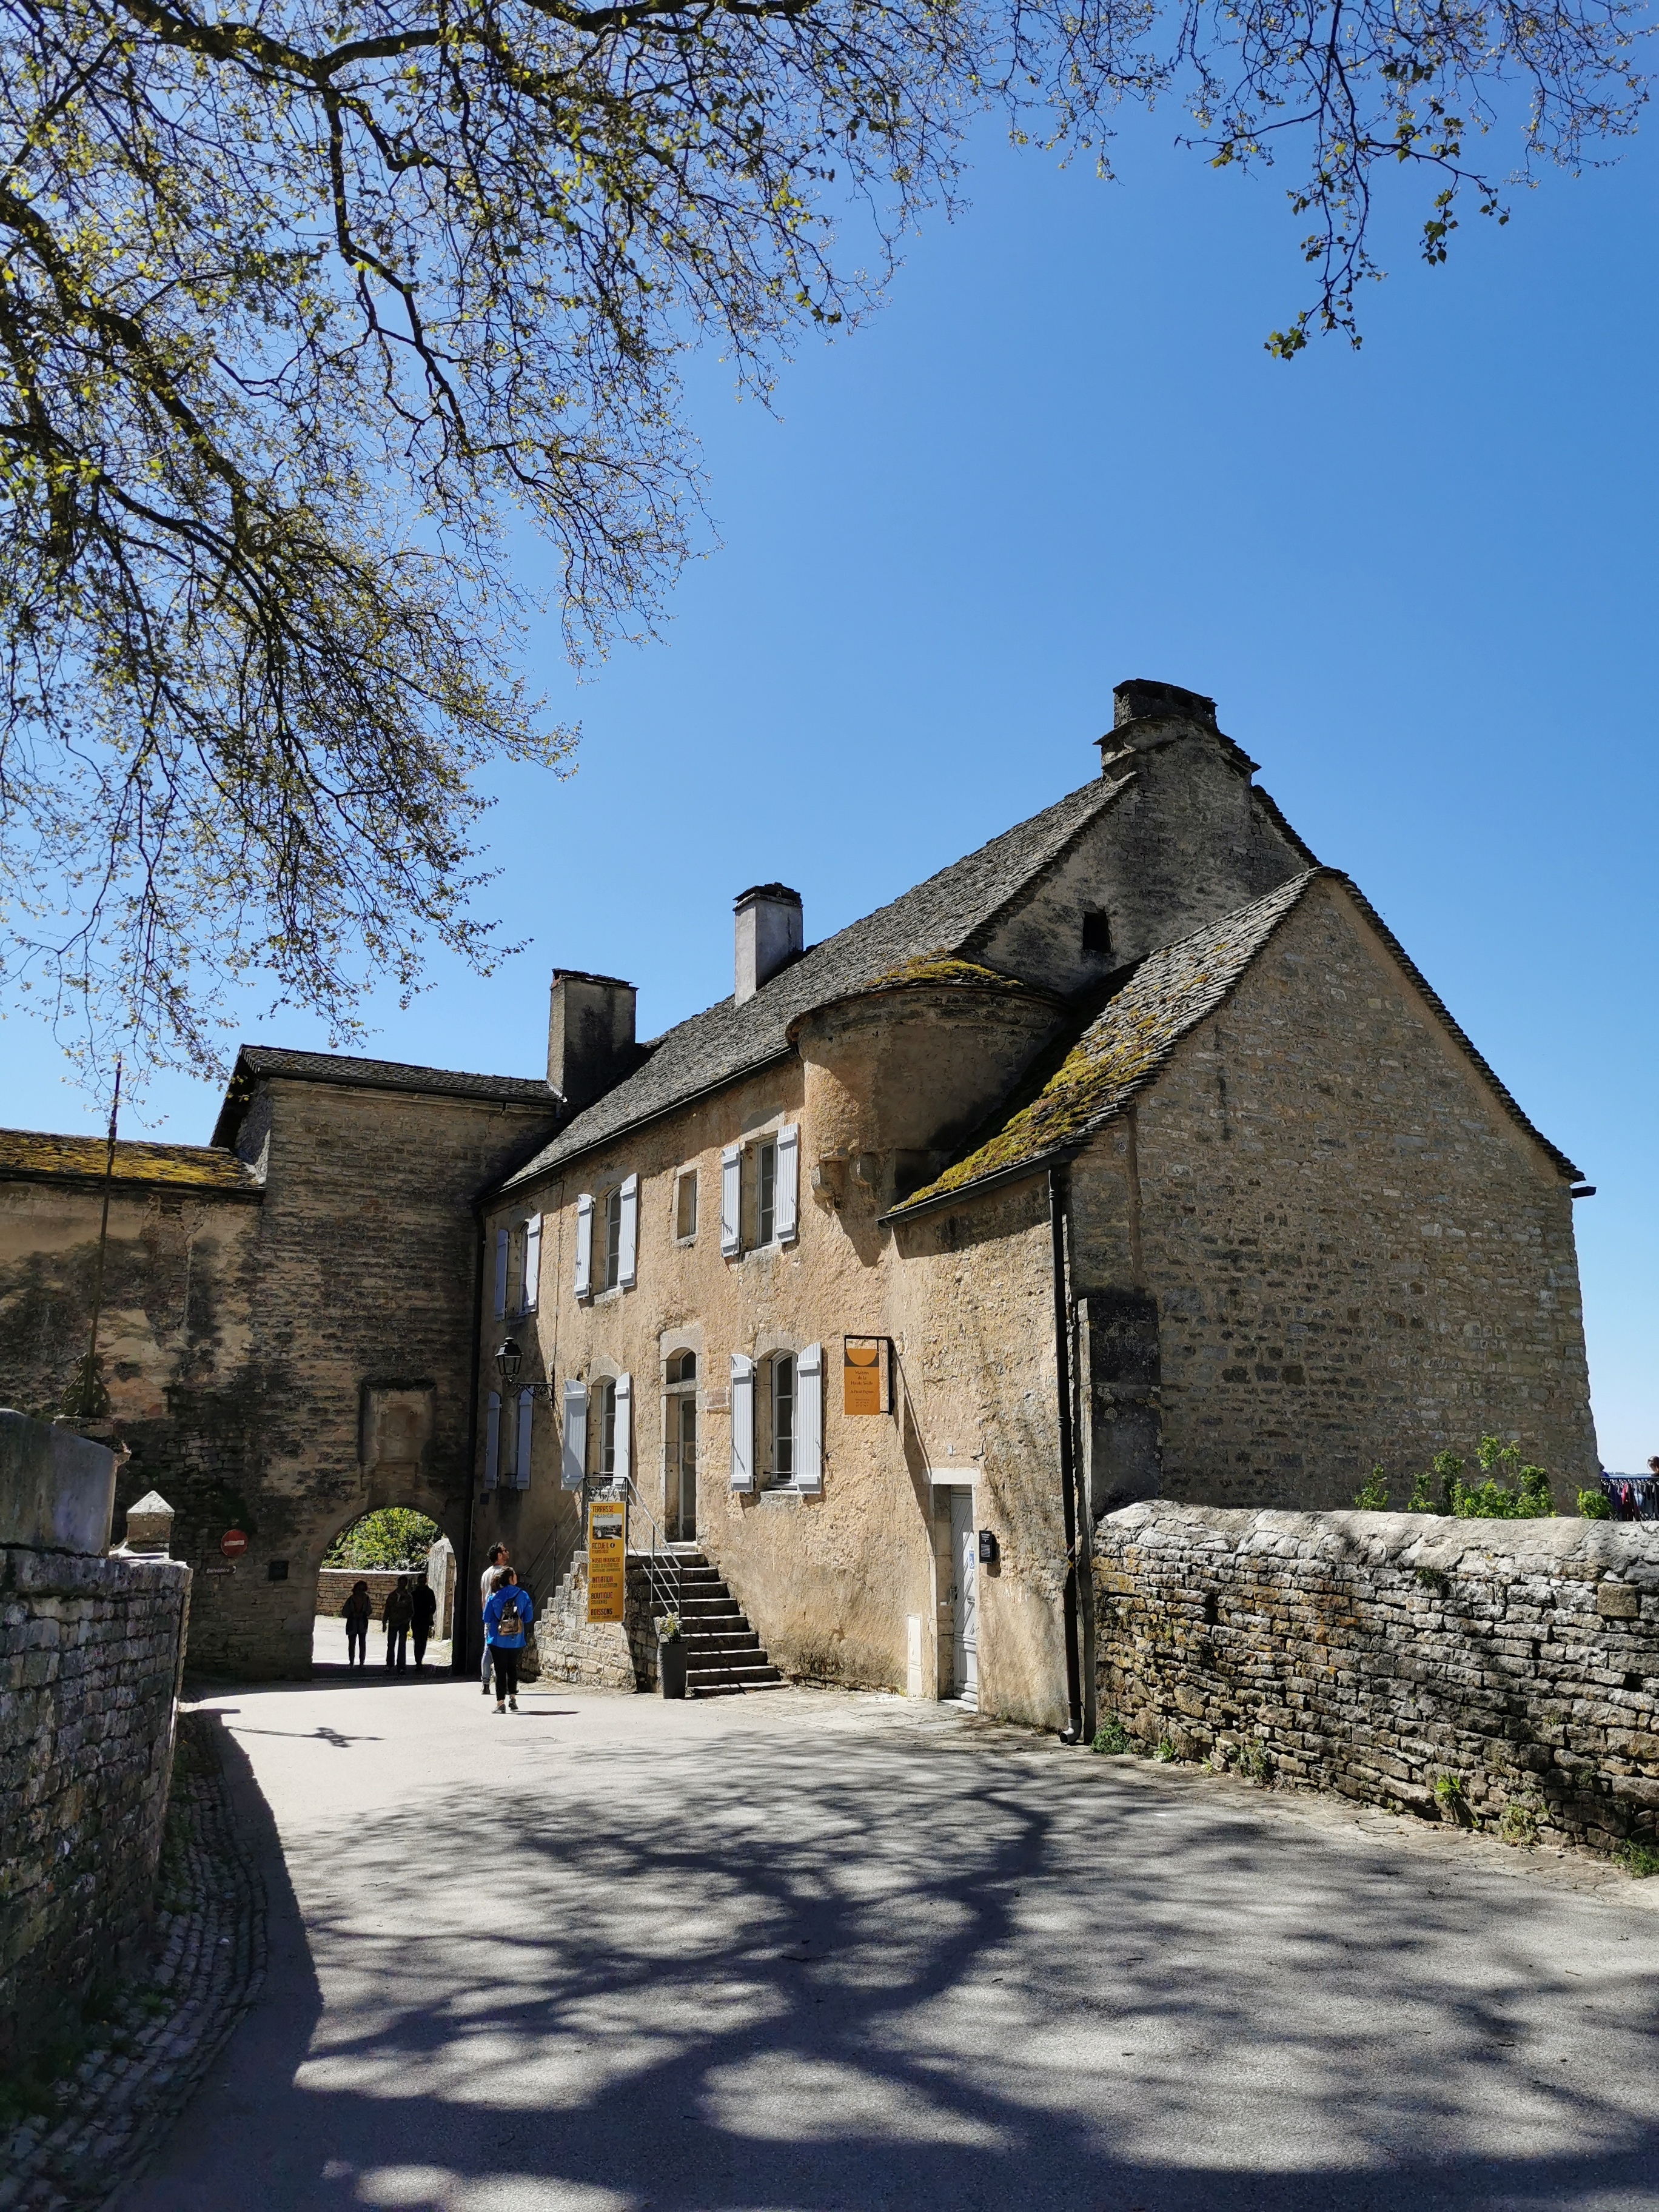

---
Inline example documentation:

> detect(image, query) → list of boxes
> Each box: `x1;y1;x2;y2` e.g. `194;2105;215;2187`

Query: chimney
734;884;803;1005
547;971;637;1111
1099;679;1258;777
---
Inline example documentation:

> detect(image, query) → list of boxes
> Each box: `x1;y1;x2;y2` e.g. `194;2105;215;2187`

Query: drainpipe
1048;1165;1084;1744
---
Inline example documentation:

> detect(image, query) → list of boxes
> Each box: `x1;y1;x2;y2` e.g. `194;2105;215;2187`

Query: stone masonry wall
0;1544;191;2060
1094;1502;1659;1852
534;1553;660;1691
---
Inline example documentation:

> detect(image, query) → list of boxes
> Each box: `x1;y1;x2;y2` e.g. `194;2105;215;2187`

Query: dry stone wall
1093;1502;1659;1852
533;1552;659;1691
0;1543;190;2060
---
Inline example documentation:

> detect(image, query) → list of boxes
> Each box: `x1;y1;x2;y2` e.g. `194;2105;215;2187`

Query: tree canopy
0;0;1643;1084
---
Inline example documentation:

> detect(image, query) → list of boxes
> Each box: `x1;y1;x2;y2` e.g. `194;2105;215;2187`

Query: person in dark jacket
411;1574;439;1668
343;1580;371;1669
383;1574;415;1672
482;1569;534;1713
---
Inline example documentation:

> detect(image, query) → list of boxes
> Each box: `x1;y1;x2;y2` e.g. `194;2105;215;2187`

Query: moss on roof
890;874;1321;1216
862;952;1034;993
0;1128;261;1194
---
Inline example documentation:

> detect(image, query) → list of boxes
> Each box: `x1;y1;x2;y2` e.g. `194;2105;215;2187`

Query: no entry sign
220;1528;249;1560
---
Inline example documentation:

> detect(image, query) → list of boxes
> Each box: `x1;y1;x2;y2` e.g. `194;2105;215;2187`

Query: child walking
482;1567;534;1713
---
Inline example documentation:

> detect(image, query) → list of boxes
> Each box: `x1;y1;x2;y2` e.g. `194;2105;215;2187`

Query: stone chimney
547;971;638;1112
1099;679;1258;777
734;884;803;1005
122;1490;175;1557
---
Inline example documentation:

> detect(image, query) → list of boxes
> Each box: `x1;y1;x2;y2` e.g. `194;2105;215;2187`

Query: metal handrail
620;1475;751;1697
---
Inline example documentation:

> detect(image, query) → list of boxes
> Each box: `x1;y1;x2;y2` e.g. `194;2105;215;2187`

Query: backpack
495;1594;523;1638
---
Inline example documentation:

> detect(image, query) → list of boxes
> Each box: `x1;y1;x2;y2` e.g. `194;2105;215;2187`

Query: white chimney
734;884;803;1004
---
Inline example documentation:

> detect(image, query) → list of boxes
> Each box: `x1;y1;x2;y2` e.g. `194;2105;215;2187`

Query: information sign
220;1528;248;1559
586;1499;628;1624
843;1338;887;1417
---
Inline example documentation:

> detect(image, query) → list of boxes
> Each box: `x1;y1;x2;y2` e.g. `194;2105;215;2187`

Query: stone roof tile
0;1128;264;1195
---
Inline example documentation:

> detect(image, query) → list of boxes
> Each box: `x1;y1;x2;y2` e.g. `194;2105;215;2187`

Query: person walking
343;1580;371;1669
411;1573;438;1669
383;1573;415;1672
479;1543;510;1695
482;1567;534;1714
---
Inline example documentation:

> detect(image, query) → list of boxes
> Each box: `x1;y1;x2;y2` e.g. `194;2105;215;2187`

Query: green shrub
1407;1470;1436;1513
1614;1840;1659;1879
324;1507;441;1569
1153;1738;1177;1763
1238;1740;1271;1782
1498;1803;1540;1847
1353;1466;1390;1510
1090;1716;1131;1755
1578;1487;1612;1521
1433;1771;1466;1814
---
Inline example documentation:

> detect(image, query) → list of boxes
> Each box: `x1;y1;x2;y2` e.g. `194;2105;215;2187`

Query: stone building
474;680;1597;1731
0;680;1598;1717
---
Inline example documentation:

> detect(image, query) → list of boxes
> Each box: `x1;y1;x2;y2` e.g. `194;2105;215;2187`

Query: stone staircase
658;1548;783;1697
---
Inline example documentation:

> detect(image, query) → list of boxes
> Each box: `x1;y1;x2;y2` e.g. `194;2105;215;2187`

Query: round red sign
220;1529;248;1560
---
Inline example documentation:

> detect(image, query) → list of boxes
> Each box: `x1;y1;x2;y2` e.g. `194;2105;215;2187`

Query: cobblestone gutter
1094;1503;1659;1852
0;1710;265;2210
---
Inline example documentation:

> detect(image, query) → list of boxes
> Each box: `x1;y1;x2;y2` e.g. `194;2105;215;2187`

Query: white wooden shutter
521;1213;541;1312
492;1227;509;1319
617;1175;638;1289
729;1353;755;1490
515;1389;534;1491
797;1341;822;1493
615;1370;632;1486
574;1193;594;1296
776;1125;799;1244
484;1391;501;1490
720;1145;742;1256
561;1379;588;1490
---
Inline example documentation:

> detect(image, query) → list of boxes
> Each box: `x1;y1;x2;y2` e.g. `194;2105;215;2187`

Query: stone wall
533;1552;659;1691
315;1544;455;1621
1093;1502;1659;1852
0;1543;191;2060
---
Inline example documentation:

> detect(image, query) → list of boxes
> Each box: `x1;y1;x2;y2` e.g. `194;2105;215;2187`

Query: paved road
122;1673;1659;2211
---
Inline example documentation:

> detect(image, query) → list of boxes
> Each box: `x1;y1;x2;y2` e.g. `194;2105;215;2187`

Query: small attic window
1082;910;1113;957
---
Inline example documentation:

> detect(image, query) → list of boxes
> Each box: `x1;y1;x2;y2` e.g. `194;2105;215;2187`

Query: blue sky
5;109;1655;1467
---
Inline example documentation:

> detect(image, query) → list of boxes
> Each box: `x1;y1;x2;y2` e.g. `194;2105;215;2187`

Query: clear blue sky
5;112;1655;1467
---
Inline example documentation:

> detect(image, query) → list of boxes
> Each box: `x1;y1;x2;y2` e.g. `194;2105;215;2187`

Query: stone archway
312;1496;463;1677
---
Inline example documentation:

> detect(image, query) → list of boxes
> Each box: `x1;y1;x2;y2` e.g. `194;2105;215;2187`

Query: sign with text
843;1338;889;1418
586;1499;628;1624
220;1528;248;1559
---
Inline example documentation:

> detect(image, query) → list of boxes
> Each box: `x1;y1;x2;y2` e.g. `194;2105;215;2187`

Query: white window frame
768;1351;796;1486
603;1185;623;1291
755;1138;777;1247
595;1377;617;1478
674;1170;699;1244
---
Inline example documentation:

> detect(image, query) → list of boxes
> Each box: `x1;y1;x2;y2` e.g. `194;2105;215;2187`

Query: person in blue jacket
482;1567;534;1713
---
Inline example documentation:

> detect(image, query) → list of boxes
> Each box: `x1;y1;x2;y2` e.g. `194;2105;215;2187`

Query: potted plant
657;1613;688;1700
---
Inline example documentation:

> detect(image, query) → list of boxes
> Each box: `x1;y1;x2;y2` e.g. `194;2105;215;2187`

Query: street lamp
494;1338;523;1388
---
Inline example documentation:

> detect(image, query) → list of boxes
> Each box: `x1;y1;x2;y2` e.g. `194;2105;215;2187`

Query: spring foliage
0;0;1644;1080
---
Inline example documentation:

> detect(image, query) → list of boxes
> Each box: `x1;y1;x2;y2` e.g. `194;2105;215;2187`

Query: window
604;1187;623;1290
769;1352;795;1484
1082;909;1113;958
675;1171;698;1242
594;1378;617;1477
756;1140;777;1246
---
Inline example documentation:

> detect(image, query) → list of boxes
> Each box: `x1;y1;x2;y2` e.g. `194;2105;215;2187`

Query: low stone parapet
1094;1503;1659;1854
534;1552;662;1691
0;1541;191;2062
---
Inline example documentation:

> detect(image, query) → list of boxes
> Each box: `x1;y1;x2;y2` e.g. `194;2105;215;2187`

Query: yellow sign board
586;1498;627;1624
843;1339;885;1418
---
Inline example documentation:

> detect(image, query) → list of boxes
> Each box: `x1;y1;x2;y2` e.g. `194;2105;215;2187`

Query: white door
948;1487;978;1708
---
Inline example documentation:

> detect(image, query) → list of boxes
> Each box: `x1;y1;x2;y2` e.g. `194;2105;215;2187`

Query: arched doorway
313;1505;456;1676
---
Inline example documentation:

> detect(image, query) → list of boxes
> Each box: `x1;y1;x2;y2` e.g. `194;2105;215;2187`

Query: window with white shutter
515;1390;534;1491
720;1145;742;1256
776;1125;799;1244
615;1371;632;1485
492;1227;509;1319
484;1391;501;1490
729;1353;755;1490
574;1193;594;1296
561;1379;587;1490
797;1342;822;1493
617;1175;638;1289
521;1213;541;1312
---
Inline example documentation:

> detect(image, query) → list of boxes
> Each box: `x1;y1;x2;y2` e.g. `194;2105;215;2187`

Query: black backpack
495;1593;523;1638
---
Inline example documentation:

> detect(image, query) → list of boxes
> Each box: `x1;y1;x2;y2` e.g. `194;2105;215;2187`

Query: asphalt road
120;1669;1659;2212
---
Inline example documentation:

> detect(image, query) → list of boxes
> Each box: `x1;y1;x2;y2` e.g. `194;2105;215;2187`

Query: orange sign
843;1339;885;1417
586;1499;627;1623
